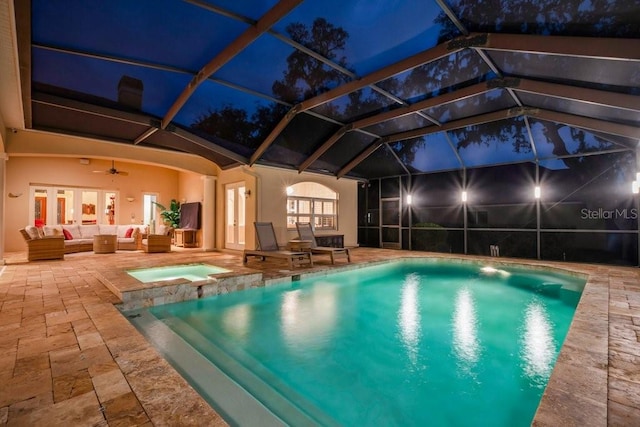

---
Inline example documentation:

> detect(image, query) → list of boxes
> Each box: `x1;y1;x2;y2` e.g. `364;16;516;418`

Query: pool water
128;259;585;426
127;263;229;283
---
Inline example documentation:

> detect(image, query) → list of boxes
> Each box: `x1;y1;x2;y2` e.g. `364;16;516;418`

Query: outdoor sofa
20;223;147;258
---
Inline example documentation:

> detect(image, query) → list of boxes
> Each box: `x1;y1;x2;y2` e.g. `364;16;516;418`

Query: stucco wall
250;165;358;249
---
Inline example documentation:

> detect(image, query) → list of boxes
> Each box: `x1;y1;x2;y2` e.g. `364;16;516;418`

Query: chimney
117;75;143;110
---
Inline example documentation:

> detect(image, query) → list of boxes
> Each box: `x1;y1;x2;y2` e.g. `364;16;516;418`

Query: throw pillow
125;227;134;238
62;229;73;240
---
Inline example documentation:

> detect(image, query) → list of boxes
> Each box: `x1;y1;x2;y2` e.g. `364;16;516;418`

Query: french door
225;182;246;250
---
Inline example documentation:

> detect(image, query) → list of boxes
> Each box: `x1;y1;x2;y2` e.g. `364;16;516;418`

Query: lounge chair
243;222;313;269
295;222;351;264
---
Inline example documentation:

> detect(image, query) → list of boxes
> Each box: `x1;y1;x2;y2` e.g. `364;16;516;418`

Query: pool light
480;265;511;277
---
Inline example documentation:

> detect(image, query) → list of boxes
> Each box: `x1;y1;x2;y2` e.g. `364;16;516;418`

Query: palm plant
153;199;181;228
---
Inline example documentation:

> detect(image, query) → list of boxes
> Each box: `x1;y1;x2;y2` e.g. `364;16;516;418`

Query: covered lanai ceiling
10;0;640;180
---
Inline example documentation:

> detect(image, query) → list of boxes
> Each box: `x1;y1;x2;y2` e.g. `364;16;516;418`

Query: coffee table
93;234;117;254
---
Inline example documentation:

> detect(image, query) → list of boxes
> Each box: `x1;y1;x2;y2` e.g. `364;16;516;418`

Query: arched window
286;182;338;230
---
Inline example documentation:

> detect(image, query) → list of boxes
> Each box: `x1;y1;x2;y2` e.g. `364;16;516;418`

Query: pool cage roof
5;0;640;180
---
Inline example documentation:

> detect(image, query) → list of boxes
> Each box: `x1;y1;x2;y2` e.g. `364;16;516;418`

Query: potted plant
153;199;181;228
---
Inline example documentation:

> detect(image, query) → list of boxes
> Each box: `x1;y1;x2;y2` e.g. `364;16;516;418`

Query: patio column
0;153;5;264
201;175;216;251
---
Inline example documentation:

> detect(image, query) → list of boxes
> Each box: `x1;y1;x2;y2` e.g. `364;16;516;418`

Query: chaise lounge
243;222;313;269
295;222;351;264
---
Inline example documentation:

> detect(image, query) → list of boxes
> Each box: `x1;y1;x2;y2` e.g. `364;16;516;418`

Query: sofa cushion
156;224;173;236
125;227;134;238
115;225;130;238
25;225;41;239
62;229;73;240
80;224;100;238
99;225;118;235
43;225;63;236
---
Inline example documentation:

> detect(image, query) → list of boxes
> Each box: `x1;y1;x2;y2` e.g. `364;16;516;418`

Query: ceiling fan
93;160;128;176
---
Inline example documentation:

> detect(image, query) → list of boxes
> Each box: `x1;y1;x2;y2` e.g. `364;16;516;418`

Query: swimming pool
126;263;230;283
126;259;585;426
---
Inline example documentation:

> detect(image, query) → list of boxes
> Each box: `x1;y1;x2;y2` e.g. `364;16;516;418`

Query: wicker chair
141;227;173;253
141;234;172;253
19;229;65;261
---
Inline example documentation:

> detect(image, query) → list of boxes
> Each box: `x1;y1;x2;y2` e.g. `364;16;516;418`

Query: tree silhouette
192;18;360;150
272;18;351;103
192;105;255;146
435;0;640;41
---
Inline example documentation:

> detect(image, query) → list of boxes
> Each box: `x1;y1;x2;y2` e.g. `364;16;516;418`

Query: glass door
225;182;246;250
81;191;98;224
33;188;48;226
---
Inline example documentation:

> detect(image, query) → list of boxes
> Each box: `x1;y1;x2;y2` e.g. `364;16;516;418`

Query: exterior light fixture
461;190;468;203
534;186;541;199
406;195;412;205
286;186;294;195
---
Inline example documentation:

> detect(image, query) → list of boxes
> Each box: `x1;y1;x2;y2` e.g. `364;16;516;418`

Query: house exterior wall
252;165;358;249
216;165;358;251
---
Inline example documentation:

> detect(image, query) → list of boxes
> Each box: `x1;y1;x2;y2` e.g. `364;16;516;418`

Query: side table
288;239;312;251
93;234;117;254
174;228;198;248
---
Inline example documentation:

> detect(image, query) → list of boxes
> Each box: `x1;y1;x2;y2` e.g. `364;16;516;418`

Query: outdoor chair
243;222;313;269
19;228;65;261
295;222;351;264
141;226;173;253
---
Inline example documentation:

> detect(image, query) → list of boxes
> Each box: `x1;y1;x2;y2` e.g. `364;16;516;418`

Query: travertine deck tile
0;370;52;407
6;391;104;427
92;369;132;403
52;369;94;403
101;391;149;426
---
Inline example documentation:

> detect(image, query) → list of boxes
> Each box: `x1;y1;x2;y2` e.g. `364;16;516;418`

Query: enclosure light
406;194;412;205
286;186;293;195
461;191;468;203
534;186;541;199
633;180;639;195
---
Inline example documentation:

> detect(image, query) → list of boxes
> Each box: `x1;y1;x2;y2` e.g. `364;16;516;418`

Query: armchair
19;228;65;261
141;227;173;253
